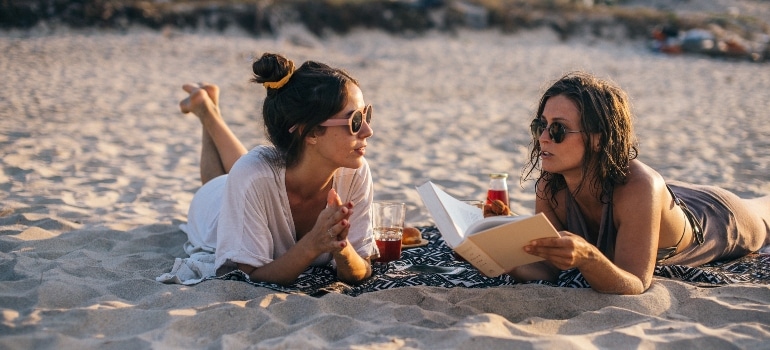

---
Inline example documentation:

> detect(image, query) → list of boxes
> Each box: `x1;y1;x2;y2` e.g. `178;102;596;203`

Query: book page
416;182;484;248
466;215;526;236
433;187;483;234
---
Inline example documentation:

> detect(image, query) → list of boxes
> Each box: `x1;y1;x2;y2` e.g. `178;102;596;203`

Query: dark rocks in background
0;0;273;33
0;0;445;34
1;0;768;61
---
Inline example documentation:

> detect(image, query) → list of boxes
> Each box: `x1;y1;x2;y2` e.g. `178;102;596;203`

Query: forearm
578;254;648;295
508;261;560;282
332;243;371;284
242;242;319;286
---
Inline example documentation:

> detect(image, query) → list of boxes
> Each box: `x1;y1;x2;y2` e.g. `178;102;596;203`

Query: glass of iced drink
372;202;405;263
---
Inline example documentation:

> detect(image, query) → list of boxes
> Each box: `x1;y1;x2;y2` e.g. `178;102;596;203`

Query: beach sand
2;23;770;348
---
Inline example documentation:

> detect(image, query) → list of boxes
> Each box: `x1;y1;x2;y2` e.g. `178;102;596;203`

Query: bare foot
179;82;220;120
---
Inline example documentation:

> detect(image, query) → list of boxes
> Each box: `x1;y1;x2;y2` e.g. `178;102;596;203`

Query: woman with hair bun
174;53;376;286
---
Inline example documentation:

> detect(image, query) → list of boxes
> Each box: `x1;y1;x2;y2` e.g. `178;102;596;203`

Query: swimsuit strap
666;185;705;245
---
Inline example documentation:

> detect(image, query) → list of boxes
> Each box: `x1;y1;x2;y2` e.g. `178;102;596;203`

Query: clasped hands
314;188;354;254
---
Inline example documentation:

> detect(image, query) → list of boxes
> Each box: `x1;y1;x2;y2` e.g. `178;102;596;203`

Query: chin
338;156;363;170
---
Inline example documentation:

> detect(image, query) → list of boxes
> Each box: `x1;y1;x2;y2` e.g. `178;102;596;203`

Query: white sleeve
338;159;378;259
214;149;294;272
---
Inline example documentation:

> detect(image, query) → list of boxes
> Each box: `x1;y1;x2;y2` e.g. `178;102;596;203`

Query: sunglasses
319;104;373;135
530;118;582;143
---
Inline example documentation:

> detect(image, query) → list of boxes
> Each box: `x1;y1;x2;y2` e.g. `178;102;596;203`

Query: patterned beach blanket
215;226;770;296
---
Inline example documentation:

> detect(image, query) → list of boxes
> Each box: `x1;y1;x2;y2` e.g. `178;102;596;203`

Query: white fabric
157;145;376;285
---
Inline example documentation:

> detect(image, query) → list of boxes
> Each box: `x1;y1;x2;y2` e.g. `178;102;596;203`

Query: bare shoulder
614;160;668;209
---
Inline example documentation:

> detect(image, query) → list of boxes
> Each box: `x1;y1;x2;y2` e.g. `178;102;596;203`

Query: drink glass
486;173;509;207
372;202;405;263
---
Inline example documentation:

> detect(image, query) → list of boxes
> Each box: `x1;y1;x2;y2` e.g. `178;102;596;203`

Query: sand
1;23;770;349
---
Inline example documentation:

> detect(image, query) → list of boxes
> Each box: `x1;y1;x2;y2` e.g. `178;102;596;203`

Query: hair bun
263;68;294;89
252;53;296;90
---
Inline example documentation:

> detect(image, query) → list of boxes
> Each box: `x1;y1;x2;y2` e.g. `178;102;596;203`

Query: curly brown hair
523;71;639;206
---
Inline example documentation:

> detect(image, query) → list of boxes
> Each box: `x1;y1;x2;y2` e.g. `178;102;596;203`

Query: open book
416;181;560;277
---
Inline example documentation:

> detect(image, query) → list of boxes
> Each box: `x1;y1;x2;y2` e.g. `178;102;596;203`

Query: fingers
523;235;583;270
313;188;355;252
325;219;350;250
327;206;352;235
327;188;343;207
336;224;350;241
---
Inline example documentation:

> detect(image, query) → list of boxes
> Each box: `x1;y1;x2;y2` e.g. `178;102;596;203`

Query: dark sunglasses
530;118;582;143
320;105;373;134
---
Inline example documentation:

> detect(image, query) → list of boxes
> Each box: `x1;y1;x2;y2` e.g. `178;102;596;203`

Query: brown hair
251;53;359;167
523;71;638;205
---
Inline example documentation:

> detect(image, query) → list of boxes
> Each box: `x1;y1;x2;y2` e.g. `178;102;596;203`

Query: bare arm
239;189;372;286
326;189;372;284
587;173;660;293
331;242;373;285
522;171;661;294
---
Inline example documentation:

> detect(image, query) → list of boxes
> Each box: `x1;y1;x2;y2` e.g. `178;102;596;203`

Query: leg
180;83;249;184
199;126;226;184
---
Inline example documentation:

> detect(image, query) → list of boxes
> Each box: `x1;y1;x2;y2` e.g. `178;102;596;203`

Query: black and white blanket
215;226;770;296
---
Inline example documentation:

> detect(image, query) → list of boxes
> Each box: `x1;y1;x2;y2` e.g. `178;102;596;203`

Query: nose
358;119;373;139
537;126;550;143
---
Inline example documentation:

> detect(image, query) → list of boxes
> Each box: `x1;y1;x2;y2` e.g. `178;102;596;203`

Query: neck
285;158;337;200
563;169;602;204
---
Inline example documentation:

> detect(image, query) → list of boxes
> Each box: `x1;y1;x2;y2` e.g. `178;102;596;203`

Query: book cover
416;181;560;277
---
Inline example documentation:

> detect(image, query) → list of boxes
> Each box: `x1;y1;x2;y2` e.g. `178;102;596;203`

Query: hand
326;188;354;244
179;82;219;118
522;231;598;271
307;189;354;255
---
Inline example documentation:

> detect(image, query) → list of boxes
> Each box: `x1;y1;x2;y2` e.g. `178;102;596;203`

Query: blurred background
2;0;769;62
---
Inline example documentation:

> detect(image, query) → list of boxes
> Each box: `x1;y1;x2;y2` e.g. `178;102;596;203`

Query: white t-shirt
181;145;377;276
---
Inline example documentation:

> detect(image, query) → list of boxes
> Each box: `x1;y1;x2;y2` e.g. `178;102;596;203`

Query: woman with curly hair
514;71;770;294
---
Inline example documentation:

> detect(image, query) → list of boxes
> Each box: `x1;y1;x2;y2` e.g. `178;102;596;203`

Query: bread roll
402;227;422;245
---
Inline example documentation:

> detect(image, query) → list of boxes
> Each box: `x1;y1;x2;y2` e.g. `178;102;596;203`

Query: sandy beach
2;20;770;349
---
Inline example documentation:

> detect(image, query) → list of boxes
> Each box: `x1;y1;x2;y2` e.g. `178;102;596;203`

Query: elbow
338;274;369;285
593;287;645;295
593;279;650;295
339;275;368;286
261;275;297;287
337;262;372;285
248;271;298;287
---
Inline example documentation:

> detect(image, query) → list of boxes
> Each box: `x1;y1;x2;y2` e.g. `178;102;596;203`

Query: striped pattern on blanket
214;226;770;296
